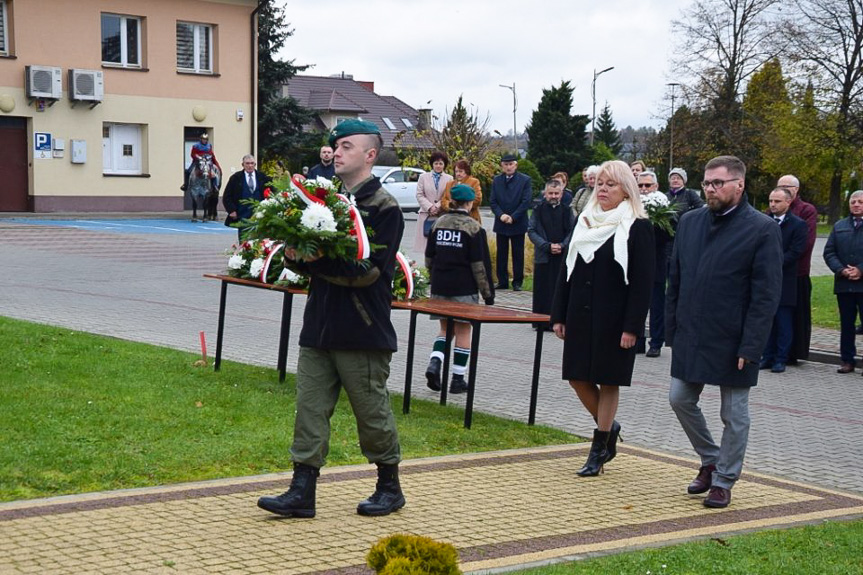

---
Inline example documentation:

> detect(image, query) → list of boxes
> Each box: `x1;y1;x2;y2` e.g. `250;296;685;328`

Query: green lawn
812;275;840;329
0;316;574;502
510;519;863;575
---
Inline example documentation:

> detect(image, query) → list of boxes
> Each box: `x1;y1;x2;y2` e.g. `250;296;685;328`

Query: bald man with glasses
775;175;818;362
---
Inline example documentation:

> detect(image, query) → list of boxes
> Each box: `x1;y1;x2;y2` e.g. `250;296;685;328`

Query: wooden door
0;117;28;212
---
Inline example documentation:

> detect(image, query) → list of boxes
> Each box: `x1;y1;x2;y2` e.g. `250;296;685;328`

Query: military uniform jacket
295;176;404;352
666;200;782;387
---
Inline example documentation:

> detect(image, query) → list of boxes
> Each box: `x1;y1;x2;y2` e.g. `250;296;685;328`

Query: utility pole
667;82;680;169
499;83;518;155
590;67;614;146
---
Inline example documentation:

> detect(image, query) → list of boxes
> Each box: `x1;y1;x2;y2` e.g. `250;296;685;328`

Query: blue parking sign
34;132;52;159
35;132;52;151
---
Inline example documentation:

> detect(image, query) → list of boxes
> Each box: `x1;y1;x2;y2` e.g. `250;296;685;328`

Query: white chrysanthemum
227;254;246;270
249;258;265;278
259;198;278;209
311;176;334;190
278;268;302;283
642;191;670;208
300;203;337;232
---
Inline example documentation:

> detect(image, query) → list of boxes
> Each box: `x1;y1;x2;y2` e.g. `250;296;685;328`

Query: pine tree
257;1;313;162
525;81;590;178
594;103;622;156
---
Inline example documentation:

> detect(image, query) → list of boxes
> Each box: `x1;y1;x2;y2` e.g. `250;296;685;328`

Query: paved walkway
2;445;861;574
1;216;862;573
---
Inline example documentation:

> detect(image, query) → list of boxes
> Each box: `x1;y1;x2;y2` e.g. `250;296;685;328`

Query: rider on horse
181;132;222;192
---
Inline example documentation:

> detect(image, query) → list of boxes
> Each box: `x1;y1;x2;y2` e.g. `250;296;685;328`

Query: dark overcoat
666;200;782;387
776;213;807;306
489;172;532;235
550;218;655;386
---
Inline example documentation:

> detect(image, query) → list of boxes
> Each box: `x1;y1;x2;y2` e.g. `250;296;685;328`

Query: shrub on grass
367;533;461;575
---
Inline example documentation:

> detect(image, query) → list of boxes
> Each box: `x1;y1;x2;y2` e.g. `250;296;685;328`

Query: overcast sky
276;0;694;135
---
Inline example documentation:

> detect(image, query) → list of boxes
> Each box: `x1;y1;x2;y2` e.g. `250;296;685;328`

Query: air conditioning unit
25;65;63;100
69;69;104;103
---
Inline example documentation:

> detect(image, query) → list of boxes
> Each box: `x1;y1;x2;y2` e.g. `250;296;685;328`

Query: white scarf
565;197;636;284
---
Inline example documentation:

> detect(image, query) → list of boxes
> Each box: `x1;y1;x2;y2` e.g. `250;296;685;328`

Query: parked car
371;166;425;212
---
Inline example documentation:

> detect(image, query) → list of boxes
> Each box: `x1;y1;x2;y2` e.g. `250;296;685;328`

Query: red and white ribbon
290;174;326;206
337;193;370;260
395;251;413;300
260;242;284;283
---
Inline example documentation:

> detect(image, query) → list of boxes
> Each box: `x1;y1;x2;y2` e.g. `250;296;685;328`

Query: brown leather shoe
837;363;855;374
703;486;731;508
687;464;716;494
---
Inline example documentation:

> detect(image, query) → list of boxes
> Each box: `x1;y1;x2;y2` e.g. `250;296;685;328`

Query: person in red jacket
776;174;817;362
181;133;222;191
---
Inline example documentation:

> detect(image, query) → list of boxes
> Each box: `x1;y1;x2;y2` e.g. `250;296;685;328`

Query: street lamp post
499;83;518;156
590;66;614;146
667;82;680;170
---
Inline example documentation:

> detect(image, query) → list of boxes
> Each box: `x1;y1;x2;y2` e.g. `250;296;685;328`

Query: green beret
450;183;476;202
328;119;381;147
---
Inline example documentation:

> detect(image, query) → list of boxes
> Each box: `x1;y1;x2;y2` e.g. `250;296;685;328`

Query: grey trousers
669;378;750;490
290;347;401;469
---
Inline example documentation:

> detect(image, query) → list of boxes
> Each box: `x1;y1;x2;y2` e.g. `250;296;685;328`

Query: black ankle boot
605;420;622;463
577;429;610;477
257;463;319;517
357;463;406;516
449;373;468;394
425;357;442;391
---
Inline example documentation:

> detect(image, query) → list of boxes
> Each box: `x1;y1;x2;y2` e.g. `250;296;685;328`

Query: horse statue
188;155;221;222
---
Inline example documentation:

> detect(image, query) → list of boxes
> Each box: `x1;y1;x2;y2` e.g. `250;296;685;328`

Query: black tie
855;218;862;229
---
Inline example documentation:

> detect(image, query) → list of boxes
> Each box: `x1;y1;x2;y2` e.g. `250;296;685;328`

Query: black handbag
423;217;437;237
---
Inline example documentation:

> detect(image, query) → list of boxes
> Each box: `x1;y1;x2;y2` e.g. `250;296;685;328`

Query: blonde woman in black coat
551;160;655;476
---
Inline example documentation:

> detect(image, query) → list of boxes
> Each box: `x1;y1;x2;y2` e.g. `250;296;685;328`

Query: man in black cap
257;119;407;519
490;154;532;290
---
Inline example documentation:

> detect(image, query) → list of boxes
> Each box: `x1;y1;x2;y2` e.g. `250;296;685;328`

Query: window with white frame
103;123;144;175
101;13;141;67
176;22;213;73
0;0;9;56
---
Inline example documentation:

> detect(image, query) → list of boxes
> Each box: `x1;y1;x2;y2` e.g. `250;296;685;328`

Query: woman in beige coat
415;151;453;253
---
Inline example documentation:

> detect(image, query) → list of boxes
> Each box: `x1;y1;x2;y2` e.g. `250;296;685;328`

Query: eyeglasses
701;178;740;190
637;183;654;188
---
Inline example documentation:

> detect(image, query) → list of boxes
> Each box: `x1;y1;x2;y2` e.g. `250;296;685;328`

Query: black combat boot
257;463;319;517
605;420;623;463
577;429;610;477
449;373;468;394
357;463;406;516
425;357;442;391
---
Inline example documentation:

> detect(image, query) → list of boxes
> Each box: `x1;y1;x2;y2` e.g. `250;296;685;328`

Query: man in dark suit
823;190;863;373
489;153;532;291
760;188;808;373
222;154;271;240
